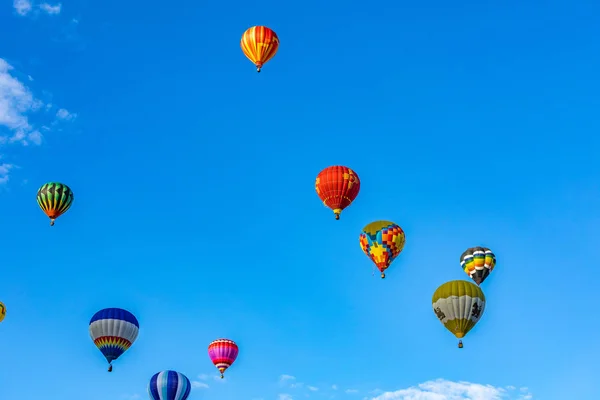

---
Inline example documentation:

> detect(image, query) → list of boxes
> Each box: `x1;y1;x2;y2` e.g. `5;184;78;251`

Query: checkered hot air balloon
148;370;191;400
359;220;405;279
89;308;139;372
208;338;238;378
460;246;496;286
315;166;361;220
36;182;74;226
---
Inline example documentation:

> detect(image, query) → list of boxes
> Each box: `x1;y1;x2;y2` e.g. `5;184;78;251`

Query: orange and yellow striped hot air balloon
240;26;279;73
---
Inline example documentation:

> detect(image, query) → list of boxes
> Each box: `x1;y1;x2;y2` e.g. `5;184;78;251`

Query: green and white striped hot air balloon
432;280;485;348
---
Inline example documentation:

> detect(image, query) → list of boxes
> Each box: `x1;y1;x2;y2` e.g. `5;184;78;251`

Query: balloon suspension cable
458;340;463;349
50;219;55;226
108;363;113;372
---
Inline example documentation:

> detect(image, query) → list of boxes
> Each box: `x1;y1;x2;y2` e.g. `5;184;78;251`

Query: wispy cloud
279;395;293;400
345;389;358;394
191;381;209;389
39;2;61;14
369;379;533;400
121;395;141;400
332;385;338;390
280;375;297;384
0;58;76;183
308;386;319;391
13;0;61;16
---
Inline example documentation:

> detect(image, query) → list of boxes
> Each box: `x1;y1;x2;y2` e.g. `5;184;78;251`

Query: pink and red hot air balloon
208;338;238;379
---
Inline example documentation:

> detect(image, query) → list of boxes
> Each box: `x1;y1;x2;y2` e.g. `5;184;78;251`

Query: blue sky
1;0;599;399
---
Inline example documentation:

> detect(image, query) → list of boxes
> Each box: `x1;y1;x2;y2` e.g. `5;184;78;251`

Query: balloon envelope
89;308;139;371
36;182;74;226
359;220;405;278
432;280;485;342
148;370;191;400
208;338;239;378
240;26;279;72
461;246;496;285
315;166;360;220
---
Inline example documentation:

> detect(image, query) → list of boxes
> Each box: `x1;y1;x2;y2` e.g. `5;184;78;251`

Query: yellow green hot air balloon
0;301;6;323
432;280;485;348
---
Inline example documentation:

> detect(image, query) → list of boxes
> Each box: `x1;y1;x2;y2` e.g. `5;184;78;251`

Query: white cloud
346;389;359;394
56;108;76;121
13;0;32;15
308;386;319;391
0;58;76;183
280;375;297;384
332;385;338;390
369;379;532;400
13;0;61;16
121;395;141;400
39;2;61;14
191;381;209;389
0;163;15;184
279;395;293;400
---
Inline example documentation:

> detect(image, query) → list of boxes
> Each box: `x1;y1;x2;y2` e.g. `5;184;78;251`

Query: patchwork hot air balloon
461;247;496;285
432;280;485;348
0;301;5;323
315;166;360;220
148;370;191;400
208;338;238;378
359;220;405;278
37;182;74;226
89;308;139;372
241;26;279;72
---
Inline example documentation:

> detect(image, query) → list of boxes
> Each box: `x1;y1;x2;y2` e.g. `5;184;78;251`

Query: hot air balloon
432;280;485;348
89;308;139;372
241;26;279;72
0;302;5;323
461;247;496;285
315;166;360;220
359;220;405;278
148;370;191;400
208;338;238;378
37;182;74;226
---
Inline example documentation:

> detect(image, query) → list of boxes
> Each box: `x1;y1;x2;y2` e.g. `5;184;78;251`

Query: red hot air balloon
208;339;238;378
315;166;361;220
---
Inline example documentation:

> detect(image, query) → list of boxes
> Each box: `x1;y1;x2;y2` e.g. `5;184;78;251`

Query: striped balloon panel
89;308;139;362
148;370;191;400
208;338;239;371
36;182;74;218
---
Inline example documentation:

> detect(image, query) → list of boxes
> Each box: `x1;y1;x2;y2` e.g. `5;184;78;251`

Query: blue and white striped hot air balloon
89;308;139;372
148;370;192;400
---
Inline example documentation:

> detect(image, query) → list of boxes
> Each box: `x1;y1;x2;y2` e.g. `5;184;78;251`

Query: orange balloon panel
240;26;279;72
